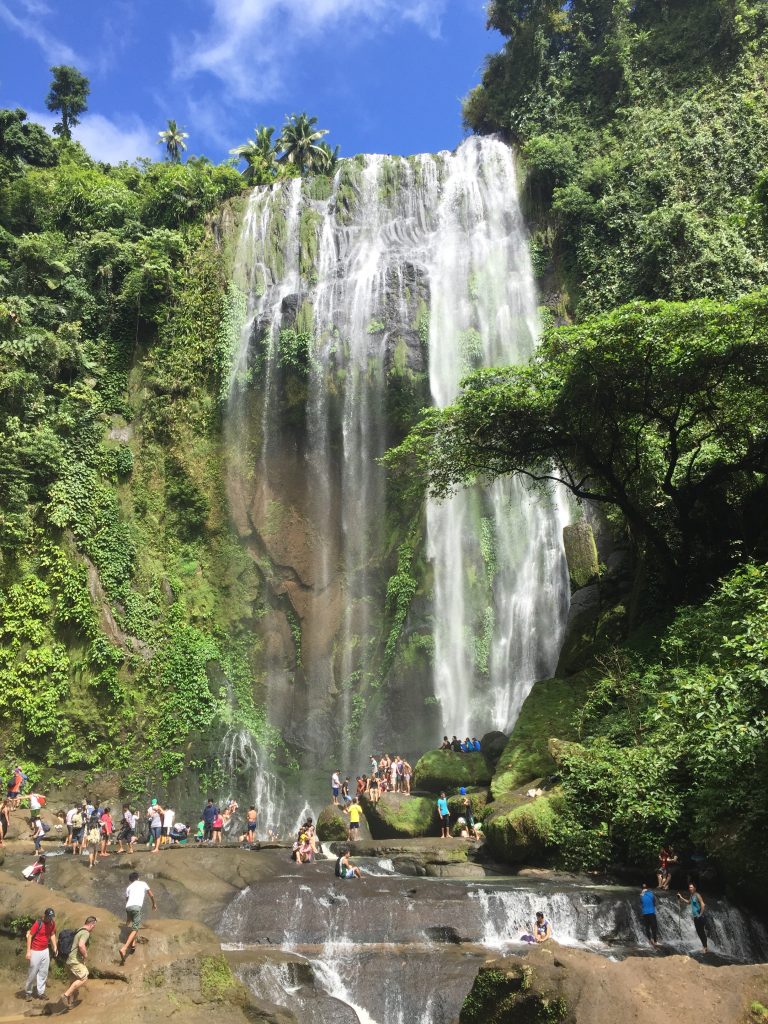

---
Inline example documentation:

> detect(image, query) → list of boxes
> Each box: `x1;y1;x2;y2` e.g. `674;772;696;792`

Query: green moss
562;522;599;590
299;206;322;284
265;205;287;279
362;792;437;839
484;793;562;865
414;749;493;793
317;803;351;842
199;955;236;1001
491;676;590;799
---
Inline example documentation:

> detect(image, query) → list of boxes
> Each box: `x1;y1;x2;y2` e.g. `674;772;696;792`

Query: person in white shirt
118;871;157;964
331;771;341;806
65;806;77;848
161;806;175;847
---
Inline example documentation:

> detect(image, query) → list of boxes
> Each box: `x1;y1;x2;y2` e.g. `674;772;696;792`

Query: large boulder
479;731;507;763
413;750;492;793
361;792;438;839
447;788;489;821
316;804;350;842
483;792;562;865
563;521;599;590
490;675;590;800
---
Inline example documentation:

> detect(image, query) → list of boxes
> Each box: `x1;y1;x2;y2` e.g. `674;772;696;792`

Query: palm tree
314;142;340;177
277;113;329;174
230;125;278;185
158;120;189;163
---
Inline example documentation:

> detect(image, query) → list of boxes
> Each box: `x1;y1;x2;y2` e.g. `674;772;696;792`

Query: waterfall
226;137;570;755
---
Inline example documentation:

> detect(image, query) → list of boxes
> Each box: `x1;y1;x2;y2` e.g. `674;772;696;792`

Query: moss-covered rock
361;792;437;839
316;804;350;842
480;730;508;763
414;750;492;793
447;788;489;821
491;676;590;800
563;521;599;591
484;792;562;865
460;958;569;1024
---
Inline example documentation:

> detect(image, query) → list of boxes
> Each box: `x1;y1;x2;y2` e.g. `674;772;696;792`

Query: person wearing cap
62;916;97;1008
459;787;478;840
25;908;58;1001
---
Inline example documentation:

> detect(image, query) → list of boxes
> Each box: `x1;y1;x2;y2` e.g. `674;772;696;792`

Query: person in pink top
99;807;113;857
212;811;224;844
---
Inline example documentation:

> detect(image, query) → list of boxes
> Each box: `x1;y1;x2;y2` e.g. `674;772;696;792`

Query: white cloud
174;0;447;101
0;0;81;64
27;109;156;164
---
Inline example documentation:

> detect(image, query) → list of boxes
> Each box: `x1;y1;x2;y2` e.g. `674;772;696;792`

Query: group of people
440;736;482;753
437;787;482;841
640;880;711;953
291;815;320;862
21;869;157;1009
331;753;414;806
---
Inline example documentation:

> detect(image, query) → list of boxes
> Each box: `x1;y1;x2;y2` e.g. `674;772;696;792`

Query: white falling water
425;140;571;736
227;138;571;752
219;727;286;839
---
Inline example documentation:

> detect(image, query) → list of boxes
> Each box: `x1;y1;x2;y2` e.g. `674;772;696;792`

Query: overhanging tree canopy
385;291;768;595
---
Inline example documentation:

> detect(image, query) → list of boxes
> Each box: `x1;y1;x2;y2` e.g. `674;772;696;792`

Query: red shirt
29;920;56;951
101;813;113;834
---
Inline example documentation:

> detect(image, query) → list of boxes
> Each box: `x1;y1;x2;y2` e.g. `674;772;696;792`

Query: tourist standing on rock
459;788;478;840
70;805;84;856
161;805;175;847
62;916;97;1009
30;814;47;852
640;883;660;947
118;870;157;965
147;799;163;852
240;806;258;844
6;765;28;807
345;797;363;841
370;754;378;777
99;806;113;857
202;798;218;843
115;804;135;853
86;815;102;868
0;796;10;847
212;808;224;844
24;907;58;1001
678;883;709;953
331;770;341;806
437;792;450;838
403;759;412;795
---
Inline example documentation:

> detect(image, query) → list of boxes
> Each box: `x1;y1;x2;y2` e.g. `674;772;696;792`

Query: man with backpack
24;907;58;1001
61;916;97;1009
118;870;157;964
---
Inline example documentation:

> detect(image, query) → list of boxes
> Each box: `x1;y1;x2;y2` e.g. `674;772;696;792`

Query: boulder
447;788;489;821
563;521;599;590
361;792;437;839
413;750;493;793
490;675;590;800
483;792;562;866
479;731;507;763
316;804;350;842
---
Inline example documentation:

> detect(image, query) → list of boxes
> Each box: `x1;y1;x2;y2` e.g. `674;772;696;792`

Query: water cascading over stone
225;137;570;759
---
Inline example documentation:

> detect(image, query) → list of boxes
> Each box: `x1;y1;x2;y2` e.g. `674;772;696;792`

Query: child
194;819;205;843
22;853;46;883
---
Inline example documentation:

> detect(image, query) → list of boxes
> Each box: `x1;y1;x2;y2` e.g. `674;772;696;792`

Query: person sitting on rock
450;736;462;752
336;850;362;879
471;737;481;751
368;774;380;803
462;736;473;753
440;736;451;750
534;911;552;942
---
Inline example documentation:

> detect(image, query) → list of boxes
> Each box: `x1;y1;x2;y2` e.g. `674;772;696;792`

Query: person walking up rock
118;870;157;965
62;916;97;1009
24;907;57;1001
640;882;660;948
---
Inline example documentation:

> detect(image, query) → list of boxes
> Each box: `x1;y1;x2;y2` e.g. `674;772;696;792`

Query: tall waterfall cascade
226;137;570;756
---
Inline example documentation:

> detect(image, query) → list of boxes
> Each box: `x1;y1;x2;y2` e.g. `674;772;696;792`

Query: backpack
56;929;76;962
37;795;46;807
41;821;51;833
334;856;344;878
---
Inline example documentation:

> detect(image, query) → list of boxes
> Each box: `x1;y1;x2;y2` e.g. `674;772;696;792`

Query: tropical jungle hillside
1;0;768;906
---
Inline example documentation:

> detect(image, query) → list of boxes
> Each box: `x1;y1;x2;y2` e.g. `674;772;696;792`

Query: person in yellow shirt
344;798;363;842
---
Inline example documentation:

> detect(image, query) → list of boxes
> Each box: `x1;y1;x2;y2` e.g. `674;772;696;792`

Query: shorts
72;828;84;844
350;822;359;830
342;868;356;879
246;825;256;837
213;827;222;835
127;905;144;929
161;827;169;837
441;815;450;827
68;962;88;981
332;787;339;797
150;826;161;840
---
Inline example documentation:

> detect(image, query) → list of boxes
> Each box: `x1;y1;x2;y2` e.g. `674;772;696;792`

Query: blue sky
0;0;500;165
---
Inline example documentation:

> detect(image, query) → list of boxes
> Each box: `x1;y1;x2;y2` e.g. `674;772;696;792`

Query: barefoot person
344;797;363;841
437;792;450;839
240;806;258;845
640;882;660;947
62;916;97;1009
24;907;58;1002
678;883;709;953
118;871;157;965
534;911;552;942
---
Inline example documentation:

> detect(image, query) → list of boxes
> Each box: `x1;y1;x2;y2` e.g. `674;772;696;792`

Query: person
335;849;362;879
7;765;27;807
678;883;708;953
341;777;352;804
212;808;224;844
161;805;175;847
64;804;77;849
331;770;341;806
395;757;405;793
437;792;450;839
402;759;412;795
657;846;676;890
463;737;473;753
440;736;451;750
28;791;45;820
169;821;188;843
194;819;205;843
99;806;113;857
345;797;363;841
368;773;380;803
115;805;136;853
22;853;46;883
459;788;478;840
147;799;163;852
202;799;218;843
222;799;238;832
25;907;58;1001
86;815;101;869
356;776;365;797
240;806;258;844
534;911;552;942
640;882;660;947
369;754;378;777
118;871;157;965
472;737;481;752
30;814;46;853
70;805;84;856
0;796;10;847
450;736;461;753
62;916;97;1008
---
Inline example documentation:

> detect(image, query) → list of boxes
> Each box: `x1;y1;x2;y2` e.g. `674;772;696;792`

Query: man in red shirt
25;907;58;1000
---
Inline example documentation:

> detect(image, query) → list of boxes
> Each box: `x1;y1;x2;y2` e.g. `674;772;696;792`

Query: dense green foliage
230;113;339;184
387;292;768;596
465;0;768;316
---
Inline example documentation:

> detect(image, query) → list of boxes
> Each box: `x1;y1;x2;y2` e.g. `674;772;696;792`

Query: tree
45;65;90;140
385;292;768;597
230;125;278;184
157;120;189;163
313;141;340;177
277;113;329;174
